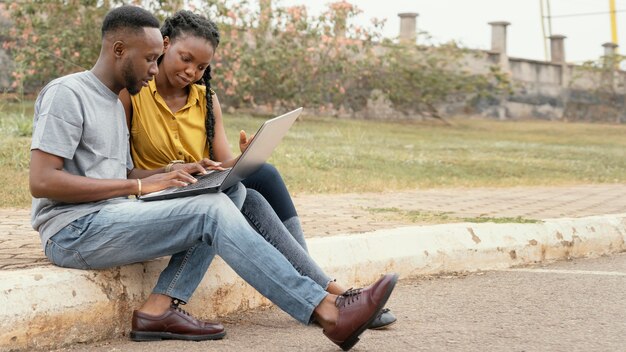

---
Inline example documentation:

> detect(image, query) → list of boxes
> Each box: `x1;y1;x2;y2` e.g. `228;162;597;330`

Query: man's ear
113;40;125;58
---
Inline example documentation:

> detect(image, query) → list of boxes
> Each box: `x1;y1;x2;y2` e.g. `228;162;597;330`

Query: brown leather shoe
130;303;226;341
323;273;398;351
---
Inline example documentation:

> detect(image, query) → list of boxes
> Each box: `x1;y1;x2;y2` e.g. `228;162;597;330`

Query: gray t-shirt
31;71;134;248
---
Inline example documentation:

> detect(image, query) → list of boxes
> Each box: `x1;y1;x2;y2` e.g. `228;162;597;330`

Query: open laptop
139;107;303;201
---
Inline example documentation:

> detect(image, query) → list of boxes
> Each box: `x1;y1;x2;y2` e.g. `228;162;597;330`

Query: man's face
121;27;163;95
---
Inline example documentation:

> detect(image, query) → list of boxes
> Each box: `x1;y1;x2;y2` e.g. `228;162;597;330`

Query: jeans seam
46;239;92;270
241;209;308;276
164;245;196;302
242;210;275;245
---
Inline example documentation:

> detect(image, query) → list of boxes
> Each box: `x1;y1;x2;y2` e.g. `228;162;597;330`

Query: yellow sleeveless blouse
130;79;210;170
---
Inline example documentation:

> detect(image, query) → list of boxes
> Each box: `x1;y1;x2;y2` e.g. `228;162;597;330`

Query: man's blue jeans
45;192;327;324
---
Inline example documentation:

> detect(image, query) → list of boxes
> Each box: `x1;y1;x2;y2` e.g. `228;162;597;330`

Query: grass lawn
1;100;626;208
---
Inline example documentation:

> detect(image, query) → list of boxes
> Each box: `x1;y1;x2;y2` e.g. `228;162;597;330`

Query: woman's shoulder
191;84;219;107
193;83;207;94
192;83;216;97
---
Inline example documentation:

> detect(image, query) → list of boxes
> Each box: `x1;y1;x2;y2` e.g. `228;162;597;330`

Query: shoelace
335;287;363;307
171;299;192;317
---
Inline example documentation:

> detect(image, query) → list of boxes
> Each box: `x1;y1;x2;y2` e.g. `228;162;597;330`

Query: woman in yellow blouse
120;10;395;329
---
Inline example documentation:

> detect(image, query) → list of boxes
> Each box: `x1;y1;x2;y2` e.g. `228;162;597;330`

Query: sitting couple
29;5;396;351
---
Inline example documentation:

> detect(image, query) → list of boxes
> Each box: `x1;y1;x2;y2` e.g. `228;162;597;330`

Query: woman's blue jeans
45;190;327;324
241;163;307;250
241;189;332;289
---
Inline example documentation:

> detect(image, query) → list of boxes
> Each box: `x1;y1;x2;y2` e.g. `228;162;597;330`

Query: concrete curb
2;214;625;351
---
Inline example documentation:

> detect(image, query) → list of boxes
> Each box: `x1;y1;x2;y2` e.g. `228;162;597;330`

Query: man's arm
30;150;198;202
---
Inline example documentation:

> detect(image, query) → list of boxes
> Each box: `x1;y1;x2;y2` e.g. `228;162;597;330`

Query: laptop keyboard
170;169;230;193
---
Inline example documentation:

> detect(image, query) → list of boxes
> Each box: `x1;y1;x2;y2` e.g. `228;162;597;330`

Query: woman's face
161;34;214;89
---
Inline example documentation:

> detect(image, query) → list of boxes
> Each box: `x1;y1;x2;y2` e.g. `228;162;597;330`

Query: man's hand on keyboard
142;170;197;194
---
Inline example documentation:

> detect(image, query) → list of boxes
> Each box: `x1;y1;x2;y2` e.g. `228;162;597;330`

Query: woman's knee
244;163;283;188
243;188;266;208
258;163;282;182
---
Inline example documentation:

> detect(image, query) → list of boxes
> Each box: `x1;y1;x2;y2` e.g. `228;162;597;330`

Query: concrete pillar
259;0;272;37
398;13;418;44
334;18;346;39
549;35;566;64
603;42;618;56
331;2;348;39
602;42;619;67
488;21;510;54
487;22;511;120
601;42;620;92
548;35;569;88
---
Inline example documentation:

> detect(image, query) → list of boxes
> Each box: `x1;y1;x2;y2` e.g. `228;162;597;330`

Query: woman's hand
198;158;226;171
239;130;255;153
171;162;210;175
140;170;198;194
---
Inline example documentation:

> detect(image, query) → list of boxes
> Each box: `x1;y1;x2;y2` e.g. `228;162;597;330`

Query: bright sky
278;0;626;64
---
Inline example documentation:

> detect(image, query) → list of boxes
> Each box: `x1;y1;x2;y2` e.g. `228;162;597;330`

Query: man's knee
224;182;247;210
186;192;240;215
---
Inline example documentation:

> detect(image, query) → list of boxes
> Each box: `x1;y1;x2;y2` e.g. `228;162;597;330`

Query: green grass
2;99;626;207
225;113;626;193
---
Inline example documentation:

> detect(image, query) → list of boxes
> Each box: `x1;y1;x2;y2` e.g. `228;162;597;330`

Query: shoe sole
338;273;399;351
368;319;397;330
130;330;226;341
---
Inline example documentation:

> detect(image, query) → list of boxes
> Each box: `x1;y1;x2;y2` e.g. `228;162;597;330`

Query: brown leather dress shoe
130;303;226;341
323;273;398;351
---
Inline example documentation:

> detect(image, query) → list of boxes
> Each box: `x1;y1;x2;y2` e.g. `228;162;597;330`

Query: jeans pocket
45;239;91;270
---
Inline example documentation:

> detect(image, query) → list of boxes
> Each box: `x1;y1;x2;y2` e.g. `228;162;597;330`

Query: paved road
3;184;626;270
50;253;626;352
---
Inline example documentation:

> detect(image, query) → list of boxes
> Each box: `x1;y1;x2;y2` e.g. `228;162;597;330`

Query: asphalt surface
50;252;626;352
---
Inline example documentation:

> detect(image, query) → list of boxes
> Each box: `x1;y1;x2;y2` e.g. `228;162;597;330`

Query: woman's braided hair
160;10;220;159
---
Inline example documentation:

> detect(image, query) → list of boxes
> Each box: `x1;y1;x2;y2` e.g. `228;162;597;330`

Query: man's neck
91;60;121;95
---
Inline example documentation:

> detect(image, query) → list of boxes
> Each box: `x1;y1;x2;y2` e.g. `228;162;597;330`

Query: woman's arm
207;93;253;168
119;88;133;130
210;93;235;164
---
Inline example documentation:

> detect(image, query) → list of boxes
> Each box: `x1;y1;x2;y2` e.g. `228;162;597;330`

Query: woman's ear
162;36;171;53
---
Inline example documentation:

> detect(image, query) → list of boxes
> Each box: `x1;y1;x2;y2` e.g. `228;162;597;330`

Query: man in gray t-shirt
31;70;134;248
28;5;397;351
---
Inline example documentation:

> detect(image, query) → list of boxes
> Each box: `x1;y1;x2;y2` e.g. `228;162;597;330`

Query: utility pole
540;0;553;61
546;0;553;37
540;0;548;60
609;0;619;46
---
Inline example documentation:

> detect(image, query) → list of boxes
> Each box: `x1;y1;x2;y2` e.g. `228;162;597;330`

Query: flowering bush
3;0;110;92
3;0;505;117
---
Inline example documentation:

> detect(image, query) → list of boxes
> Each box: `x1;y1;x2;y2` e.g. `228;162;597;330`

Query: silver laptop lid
219;107;303;190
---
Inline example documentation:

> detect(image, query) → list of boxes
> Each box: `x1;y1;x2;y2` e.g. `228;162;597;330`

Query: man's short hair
101;5;160;38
